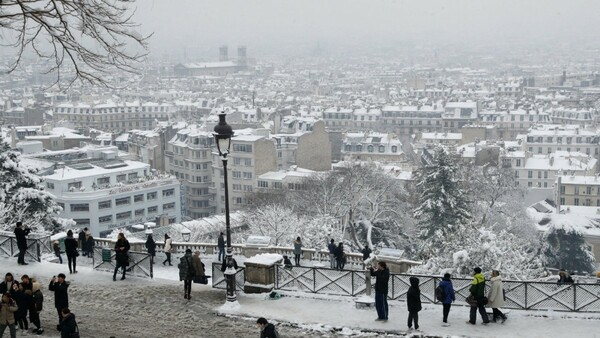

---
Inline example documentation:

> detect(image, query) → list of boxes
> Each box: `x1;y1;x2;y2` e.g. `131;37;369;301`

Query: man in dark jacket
406;276;422;330
145;234;156;265
59;308;78;338
256;317;277;338
327;239;336;269
78;228;87;257
438;273;455;325
113;233;131;281
467;267;489;325
217;232;225;262
14;222;31;265
370;261;390;321
49;274;69;331
178;249;196;300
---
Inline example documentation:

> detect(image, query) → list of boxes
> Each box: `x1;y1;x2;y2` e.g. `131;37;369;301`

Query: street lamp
213;111;236;303
181;227;191;242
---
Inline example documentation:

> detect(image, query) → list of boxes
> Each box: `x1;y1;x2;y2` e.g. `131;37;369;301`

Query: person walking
48;274;69;331
27;281;44;334
59;308;78;338
0;273;14;295
217;232;225;262
0;293;18;338
145;234;156;265
467;267;490;325
64;230;78;274
192;251;205;281
113;233;131;281
335;243;346;270
78;228;87;257
53;241;63;264
488;270;507;323
407;277;422;330
439;273;456;325
14;222;31;265
256;317;277;338
163;234;173;266
11;282;27;332
370;261;390;321
293;237;302;266
327;239;336;269
178;249;195;300
84;231;95;258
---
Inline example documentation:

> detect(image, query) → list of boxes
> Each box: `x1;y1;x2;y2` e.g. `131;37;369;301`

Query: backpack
435;285;446;302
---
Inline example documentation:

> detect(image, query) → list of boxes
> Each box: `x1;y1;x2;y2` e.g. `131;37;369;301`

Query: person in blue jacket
439;273;456;325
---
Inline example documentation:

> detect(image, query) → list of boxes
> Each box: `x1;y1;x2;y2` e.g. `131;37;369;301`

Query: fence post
313;268;316;293
573;284;577;312
150;254;153;279
36;241;41;263
524;282;528;310
351;271;355;296
433;277;438;304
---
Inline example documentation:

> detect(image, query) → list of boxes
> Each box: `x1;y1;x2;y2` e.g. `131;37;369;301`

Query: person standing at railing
335;243;346;270
64;231;78;274
53;241;63;264
370;261;390;322
84;232;95;259
145;234;156;265
113;233;131;281
163;234;173;266
438;273;455;326
77;228;87;257
293;237;303;267
407;276;422;330
14;222;31;265
217;232;225;262
327;239;336;269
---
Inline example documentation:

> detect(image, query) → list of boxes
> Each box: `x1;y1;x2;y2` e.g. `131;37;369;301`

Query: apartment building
341;131;405;163
380;105;444;134
322;107;353;130
547;108;594;126
512;151;597;188
442;101;479;131
479;109;551;140
557;175;600;207
36;146;181;237
522;124;599;156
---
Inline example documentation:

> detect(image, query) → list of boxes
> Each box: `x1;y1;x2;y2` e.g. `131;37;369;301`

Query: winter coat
12;289;27;317
0;280;13;295
115;239;131;266
370;267;390;295
31;282;43;312
64;237;78;257
406;277;422;312
145;236;156;256
85;235;95;253
164;238;173;252
558;275;574;284
60;313;78;338
0;299;18;325
293;240;302;255
178;253;196;281
53;242;61;256
78;230;86;243
192;254;205;277
260;323;277;338
14;226;31;249
217;235;225;249
48;281;69;309
335;246;345;261
469;273;486;300
328;242;337;254
361;247;372;261
487;276;504;308
438;278;456;304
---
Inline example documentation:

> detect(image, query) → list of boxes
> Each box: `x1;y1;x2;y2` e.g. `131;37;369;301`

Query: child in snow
407;276;422;330
282;256;293;270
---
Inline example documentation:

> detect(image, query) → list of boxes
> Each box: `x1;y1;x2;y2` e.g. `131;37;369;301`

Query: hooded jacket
438;277;456;304
487;275;504;308
469;273;486;299
407;277;422;312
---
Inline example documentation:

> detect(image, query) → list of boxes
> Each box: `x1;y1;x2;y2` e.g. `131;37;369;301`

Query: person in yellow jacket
467;267;490;325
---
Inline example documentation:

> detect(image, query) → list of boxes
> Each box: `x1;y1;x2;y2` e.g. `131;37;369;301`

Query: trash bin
102;248;112;263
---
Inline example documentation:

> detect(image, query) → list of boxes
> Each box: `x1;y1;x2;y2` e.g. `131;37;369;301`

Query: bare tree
0;0;150;87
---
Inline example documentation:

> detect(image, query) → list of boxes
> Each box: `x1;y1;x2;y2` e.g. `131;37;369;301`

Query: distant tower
237;46;247;70
219;45;228;61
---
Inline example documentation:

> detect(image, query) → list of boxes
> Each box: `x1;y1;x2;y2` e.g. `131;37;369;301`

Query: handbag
193;275;208;284
74;250;80;257
71;324;80;338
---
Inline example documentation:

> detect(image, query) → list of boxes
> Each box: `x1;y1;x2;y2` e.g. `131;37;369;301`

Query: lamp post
213;111;236;302
181;228;191;242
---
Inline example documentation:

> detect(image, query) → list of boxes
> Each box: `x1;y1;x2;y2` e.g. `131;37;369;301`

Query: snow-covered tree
0;137;63;232
542;224;596;274
414;146;472;257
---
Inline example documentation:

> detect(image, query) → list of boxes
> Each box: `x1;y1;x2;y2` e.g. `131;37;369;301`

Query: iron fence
211;262;245;291
0;232;51;263
274;266;600;312
91;246;153;279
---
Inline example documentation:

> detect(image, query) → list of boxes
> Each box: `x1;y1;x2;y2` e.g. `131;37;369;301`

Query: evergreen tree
413;146;471;257
543;224;596;274
0;137;63;232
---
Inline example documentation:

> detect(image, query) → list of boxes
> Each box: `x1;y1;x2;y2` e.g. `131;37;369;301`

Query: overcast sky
134;0;600;59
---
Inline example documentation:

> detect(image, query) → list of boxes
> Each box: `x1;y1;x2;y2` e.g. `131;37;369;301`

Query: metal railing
91;246;153;279
274;266;600;313
0;232;51;263
211;262;245;291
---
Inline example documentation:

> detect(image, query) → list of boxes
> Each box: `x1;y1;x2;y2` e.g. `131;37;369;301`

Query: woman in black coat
406;276;422;330
145;234;156;265
335;243;346;270
113;233;131;281
64;230;78;274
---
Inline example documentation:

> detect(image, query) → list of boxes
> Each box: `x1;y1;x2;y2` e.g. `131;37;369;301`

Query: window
73;219;90;227
115;197;131;206
128;173;138;181
587;187;592;195
378;145;385;153
528;171;532;179
258;181;268;188
575;187;580;194
235;197;243;204
46;182;55;189
135;209;145;216
391;146;397;153
233;157;241;165
162;189;175;197
528;182;532;187
116;211;131;220
560;186;565;194
70;203;89;212
356;145;362;152
516;159;521;167
232;171;241;179
544;171;548;179
273;182;282;189
97;177;110;185
244;185;253;192
134;194;144;202
163;203;175;210
68;182;82;190
233;144;253;152
244;158;252;166
367;145;374;153
117;174;126;182
232;184;242;191
147;192;157;200
148;206;158;214
574;198;580;206
243;172;253;179
99;215;112;223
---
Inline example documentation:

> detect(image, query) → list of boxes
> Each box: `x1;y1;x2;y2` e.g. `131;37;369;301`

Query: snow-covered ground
6;254;600;337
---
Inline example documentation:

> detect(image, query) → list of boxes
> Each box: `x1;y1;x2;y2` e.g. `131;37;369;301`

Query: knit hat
474;267;482;274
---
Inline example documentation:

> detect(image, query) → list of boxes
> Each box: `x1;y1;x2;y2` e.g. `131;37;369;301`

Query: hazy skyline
135;0;600;59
